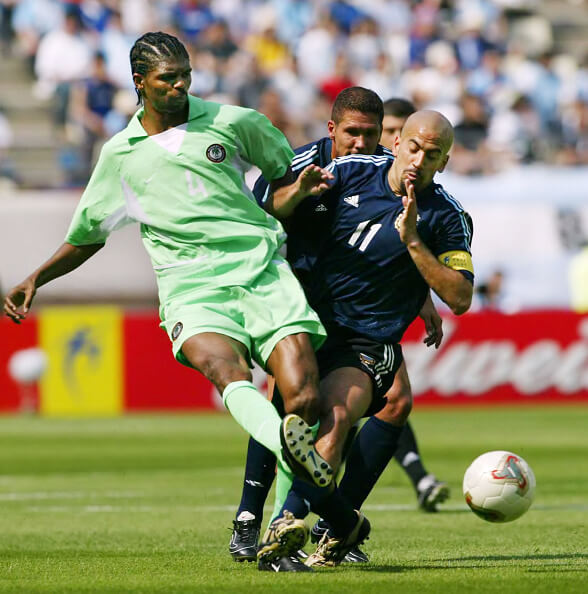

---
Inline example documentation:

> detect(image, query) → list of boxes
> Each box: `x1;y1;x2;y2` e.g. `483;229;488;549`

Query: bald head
389;110;454;194
401;110;454;154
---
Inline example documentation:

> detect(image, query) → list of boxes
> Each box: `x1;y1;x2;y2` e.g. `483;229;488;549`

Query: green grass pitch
0;406;586;593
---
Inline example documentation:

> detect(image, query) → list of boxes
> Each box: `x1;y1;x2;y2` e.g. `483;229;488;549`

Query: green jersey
66;96;295;307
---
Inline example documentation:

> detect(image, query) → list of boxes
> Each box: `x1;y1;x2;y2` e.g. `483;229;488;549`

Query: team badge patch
359;352;382;388
359;353;376;370
171;322;183;341
206;144;226;163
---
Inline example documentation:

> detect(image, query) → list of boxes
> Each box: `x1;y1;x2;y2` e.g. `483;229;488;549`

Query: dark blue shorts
316;329;404;417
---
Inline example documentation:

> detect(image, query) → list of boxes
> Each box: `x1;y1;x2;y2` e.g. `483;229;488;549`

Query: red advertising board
0;317;39;411
123;313;218;410
402;310;588;404
2;309;587;413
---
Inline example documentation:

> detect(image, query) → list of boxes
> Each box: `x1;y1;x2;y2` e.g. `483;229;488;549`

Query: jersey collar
322;139;392;163
126;95;208;139
388;179;437;200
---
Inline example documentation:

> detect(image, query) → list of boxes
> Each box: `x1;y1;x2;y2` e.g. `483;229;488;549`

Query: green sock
268;421;320;525
270;460;294;524
222;380;283;457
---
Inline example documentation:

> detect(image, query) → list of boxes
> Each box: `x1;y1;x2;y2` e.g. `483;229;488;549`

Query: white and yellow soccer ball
463;450;536;523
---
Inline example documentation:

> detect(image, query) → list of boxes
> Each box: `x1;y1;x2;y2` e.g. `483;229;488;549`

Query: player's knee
380;388;412;425
190;354;252;393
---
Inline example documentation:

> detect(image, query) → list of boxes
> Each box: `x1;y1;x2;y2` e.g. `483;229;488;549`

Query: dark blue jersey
253;140;473;344
252;138;393;287
305;154;473;342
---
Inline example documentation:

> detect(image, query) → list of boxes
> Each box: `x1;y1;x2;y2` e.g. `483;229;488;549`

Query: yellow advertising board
38;306;123;416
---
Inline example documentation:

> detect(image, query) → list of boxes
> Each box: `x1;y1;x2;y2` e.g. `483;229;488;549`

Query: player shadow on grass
439;553;588;562
527;568;588;573
353;553;587;573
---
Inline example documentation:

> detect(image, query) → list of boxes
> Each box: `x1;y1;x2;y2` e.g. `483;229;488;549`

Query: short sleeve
65;144;126;246
431;208;474;280
231;108;294;182
431;208;473;255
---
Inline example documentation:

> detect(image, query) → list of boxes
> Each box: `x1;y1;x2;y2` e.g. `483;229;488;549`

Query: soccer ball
462;450;536;523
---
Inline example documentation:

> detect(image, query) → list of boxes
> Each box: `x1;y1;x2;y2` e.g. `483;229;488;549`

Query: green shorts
161;257;326;368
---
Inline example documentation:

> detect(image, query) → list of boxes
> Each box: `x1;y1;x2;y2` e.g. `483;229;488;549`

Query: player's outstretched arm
398;182;472;315
266;164;334;220
3;242;104;324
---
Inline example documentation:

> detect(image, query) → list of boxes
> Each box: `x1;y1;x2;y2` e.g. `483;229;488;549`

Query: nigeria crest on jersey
171;322;183;341
206;144;226;163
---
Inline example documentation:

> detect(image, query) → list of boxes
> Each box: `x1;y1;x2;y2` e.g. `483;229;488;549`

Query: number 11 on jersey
348;220;382;252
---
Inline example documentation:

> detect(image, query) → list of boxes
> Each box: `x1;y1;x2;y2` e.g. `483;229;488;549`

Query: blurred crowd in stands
0;0;588;187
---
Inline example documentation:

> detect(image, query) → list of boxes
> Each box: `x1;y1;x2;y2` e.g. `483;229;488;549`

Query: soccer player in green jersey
3;31;369;563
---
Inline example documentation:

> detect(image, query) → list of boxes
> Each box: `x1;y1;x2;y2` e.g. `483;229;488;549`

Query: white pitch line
0;490;144;501
24;504;448;514
0;467;245;482
23;503;588;513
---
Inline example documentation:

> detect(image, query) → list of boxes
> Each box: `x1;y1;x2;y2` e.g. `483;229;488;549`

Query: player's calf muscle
268;337;321;421
282;389;319;422
316;408;353;469
277;366;320;418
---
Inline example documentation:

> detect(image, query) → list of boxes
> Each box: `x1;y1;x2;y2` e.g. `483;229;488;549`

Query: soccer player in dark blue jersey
230;90;466;571
380;98;451;514
291;108;473;568
267;107;472;569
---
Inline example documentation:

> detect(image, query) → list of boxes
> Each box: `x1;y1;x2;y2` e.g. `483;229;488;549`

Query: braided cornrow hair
130;31;190;104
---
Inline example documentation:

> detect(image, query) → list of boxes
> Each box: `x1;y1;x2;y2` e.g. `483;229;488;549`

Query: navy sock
339;416;404;509
282;478;358;537
280;481;311;519
393;421;428;489
340;422;359;464
236;437;276;522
